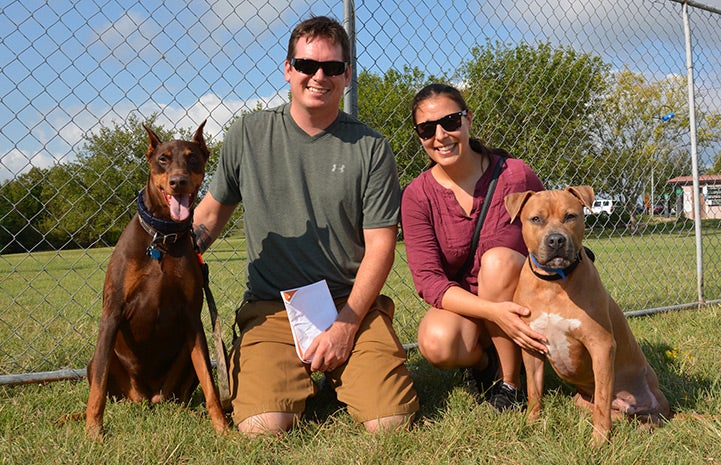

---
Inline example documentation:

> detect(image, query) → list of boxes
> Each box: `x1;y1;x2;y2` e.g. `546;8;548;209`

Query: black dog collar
528;251;582;281
136;189;193;258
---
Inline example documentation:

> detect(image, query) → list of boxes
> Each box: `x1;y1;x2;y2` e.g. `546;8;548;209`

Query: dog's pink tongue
168;194;191;221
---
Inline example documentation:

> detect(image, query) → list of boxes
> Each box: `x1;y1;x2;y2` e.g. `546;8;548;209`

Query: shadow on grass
191;338;710;428
404;350;466;420
303;349;463;424
304;373;344;423
504;340;712;418
639;340;713;414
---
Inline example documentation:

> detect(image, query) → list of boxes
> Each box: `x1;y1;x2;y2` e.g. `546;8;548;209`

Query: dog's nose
169;175;189;191
545;233;566;250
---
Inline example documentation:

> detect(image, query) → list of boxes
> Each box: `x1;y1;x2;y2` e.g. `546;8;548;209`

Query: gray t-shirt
209;103;401;300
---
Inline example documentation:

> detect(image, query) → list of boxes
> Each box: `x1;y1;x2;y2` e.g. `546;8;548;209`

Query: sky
2;0;721;181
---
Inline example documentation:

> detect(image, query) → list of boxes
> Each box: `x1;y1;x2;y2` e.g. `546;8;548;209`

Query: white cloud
88;0;322;65
89;11;156;64
147;91;289;142
506;0;680;48
0;148;57;181
0;91;290;182
4;0;720;183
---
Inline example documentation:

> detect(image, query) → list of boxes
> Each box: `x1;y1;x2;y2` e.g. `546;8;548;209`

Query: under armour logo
332;164;346;173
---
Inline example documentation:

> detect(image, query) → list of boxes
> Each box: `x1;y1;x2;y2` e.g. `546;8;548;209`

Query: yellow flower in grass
665;347;678;360
664;346;692;361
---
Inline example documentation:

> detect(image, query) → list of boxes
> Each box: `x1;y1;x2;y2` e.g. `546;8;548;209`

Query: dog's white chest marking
530;312;582;374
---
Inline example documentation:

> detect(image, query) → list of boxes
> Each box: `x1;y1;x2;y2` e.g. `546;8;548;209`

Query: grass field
1;305;720;464
2;231;721;463
3;229;721;375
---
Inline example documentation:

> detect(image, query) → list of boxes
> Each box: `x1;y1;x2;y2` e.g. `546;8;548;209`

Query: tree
588;69;721;218
357;66;433;186
38;114;171;248
708;149;721;174
0;167;47;253
39;162;87;248
461;41;609;187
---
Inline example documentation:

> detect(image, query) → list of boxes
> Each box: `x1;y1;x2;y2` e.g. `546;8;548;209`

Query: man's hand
303;226;395;372
304;320;357;372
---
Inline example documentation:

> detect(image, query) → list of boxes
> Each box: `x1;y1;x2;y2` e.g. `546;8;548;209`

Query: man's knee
363;413;415;433
237;412;299;437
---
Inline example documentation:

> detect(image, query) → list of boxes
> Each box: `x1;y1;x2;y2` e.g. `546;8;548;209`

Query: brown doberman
85;121;228;438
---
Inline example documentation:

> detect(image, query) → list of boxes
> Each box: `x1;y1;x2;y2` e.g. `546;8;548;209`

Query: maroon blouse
400;154;544;308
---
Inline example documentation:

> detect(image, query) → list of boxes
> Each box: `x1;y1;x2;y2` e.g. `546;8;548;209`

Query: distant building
668;174;721;219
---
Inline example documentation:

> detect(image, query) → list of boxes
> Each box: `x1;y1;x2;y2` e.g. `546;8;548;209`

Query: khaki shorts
227;294;419;425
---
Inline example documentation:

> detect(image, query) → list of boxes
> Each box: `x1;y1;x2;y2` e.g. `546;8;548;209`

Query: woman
401;83;548;411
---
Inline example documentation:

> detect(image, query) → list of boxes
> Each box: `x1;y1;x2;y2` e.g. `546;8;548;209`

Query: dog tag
146;246;162;260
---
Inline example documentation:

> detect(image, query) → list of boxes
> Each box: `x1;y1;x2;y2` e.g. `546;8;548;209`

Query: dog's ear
504;191;535;223
565;186;594;210
192;119;210;161
143;124;162;160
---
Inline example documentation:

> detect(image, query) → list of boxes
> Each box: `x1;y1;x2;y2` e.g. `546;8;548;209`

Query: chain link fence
2;0;721;381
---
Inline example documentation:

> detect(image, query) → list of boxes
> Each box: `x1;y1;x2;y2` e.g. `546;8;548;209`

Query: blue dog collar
528;252;582;281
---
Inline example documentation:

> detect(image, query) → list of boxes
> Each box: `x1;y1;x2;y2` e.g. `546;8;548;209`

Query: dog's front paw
591;427;611;447
525;401;542;424
84;422;105;440
211;415;230;436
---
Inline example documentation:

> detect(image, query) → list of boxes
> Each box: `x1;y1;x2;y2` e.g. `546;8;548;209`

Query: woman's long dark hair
412;83;512;167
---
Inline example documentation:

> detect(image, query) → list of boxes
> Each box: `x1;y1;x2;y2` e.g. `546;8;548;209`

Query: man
193;15;418;436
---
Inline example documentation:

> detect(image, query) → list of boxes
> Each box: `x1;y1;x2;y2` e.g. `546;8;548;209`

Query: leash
197;253;232;411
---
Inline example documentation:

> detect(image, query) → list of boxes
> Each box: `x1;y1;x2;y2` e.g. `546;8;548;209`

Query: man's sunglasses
290;58;348;77
414;110;468;140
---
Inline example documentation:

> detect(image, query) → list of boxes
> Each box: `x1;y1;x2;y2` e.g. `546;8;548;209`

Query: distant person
401;83;547;411
192;15;418;436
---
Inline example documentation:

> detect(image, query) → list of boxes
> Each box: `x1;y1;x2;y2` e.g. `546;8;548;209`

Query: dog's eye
565;213;578;222
158;155;169;165
530;215;543;224
188;154;202;168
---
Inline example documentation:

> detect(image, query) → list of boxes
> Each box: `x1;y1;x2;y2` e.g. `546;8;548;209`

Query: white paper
281;280;337;363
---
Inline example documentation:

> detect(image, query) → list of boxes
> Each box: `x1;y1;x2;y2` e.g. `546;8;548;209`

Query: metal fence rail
2;0;721;382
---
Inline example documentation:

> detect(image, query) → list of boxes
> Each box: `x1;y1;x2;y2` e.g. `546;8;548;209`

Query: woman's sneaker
464;345;499;400
488;382;525;412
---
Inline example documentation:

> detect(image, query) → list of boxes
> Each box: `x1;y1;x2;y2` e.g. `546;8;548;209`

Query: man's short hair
286;16;350;63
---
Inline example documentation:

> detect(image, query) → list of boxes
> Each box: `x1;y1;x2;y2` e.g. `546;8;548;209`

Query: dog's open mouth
163;191;197;222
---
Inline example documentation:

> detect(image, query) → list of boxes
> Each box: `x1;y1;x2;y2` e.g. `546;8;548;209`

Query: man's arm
306;224;397;372
338;224;397;329
193;191;237;254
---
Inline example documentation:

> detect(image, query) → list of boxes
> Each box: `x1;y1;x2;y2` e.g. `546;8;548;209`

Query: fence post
343;0;358;118
681;1;706;305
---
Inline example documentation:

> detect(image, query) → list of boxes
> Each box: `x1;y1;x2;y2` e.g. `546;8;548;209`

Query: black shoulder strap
456;156;507;281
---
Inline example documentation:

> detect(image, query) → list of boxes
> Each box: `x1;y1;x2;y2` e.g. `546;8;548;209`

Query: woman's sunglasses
290;58;348;77
414;110;468;140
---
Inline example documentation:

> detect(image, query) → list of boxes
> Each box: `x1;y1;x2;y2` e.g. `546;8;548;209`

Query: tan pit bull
504;186;670;445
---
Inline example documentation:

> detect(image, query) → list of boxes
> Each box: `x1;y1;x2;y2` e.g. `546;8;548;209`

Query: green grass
1;306;721;464
2;232;721;463
2;230;721;374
